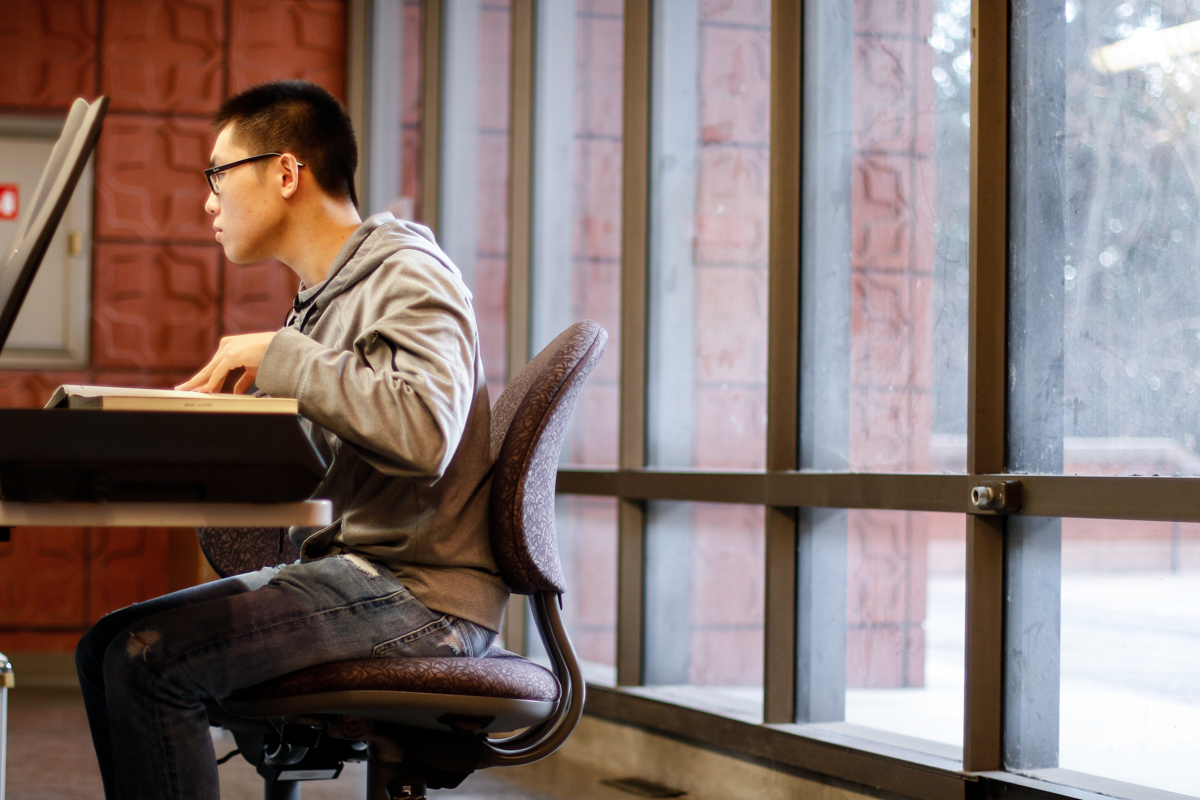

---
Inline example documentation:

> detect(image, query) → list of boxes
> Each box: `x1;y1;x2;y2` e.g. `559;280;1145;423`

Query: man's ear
279;153;302;199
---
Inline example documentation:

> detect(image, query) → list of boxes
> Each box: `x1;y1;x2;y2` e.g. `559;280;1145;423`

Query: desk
0;499;332;529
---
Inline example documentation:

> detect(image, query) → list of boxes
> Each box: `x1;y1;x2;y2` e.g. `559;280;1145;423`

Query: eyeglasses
204;153;305;195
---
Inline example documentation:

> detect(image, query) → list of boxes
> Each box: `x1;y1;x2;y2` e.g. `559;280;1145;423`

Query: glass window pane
530;0;624;465
810;510;965;752
801;0;969;474
402;0;423;213
646;0;770;471
557;496;618;681
438;0;511;402
1006;516;1200;796
1011;0;1200;476
643;501;765;723
531;0;622;468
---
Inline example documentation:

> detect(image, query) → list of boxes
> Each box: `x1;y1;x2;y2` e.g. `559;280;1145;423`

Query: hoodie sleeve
256;252;477;480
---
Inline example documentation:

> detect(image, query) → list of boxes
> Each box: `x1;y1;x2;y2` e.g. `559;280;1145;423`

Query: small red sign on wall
0;184;17;220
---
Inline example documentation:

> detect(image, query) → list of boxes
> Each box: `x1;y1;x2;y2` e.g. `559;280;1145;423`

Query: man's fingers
232;369;256;396
201;359;233;394
176;363;216;391
176;334;274;393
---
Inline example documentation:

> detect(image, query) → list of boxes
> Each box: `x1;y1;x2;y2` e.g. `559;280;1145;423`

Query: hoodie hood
294;213;465;332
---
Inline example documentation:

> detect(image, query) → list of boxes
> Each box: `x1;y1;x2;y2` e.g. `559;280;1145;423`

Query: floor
2;687;639;800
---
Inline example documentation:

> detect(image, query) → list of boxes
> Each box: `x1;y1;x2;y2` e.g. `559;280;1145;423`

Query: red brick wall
843;0;939;689
0;0;346;652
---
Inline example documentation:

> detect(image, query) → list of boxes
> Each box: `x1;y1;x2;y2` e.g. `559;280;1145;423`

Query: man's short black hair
214;80;358;208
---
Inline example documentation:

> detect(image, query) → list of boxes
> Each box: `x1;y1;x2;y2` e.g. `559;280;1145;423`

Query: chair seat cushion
231;647;560;704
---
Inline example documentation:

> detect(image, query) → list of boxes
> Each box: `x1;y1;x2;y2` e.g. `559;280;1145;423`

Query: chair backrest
196;526;297;579
487;321;608;595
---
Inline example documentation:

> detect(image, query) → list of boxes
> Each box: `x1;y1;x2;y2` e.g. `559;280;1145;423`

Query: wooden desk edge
0;499;333;528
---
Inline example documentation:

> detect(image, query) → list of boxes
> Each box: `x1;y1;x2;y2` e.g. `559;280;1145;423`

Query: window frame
396;2;1200;799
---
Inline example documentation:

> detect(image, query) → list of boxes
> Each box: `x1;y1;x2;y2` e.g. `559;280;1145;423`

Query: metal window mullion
617;0;652;687
502;0;536;655
345;0;370;211
964;0;1010;773
506;0;535;383
418;0;444;232
763;0;802;726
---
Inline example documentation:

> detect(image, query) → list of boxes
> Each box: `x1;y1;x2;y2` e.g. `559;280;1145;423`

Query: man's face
204;125;283;264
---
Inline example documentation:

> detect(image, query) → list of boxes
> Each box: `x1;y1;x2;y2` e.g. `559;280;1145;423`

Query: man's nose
204;192;218;215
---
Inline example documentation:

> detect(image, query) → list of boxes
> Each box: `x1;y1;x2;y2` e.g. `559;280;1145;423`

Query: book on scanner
46;385;298;414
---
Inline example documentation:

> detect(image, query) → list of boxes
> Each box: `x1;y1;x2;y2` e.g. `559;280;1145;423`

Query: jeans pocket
371;615;497;658
372;615;462;658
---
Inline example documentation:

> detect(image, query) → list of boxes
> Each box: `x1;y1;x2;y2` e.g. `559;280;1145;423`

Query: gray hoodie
256;213;509;632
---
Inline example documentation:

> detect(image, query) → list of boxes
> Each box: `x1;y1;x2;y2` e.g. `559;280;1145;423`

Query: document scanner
0;97;327;504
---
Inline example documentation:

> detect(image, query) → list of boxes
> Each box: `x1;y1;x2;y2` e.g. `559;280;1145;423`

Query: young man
75;80;508;800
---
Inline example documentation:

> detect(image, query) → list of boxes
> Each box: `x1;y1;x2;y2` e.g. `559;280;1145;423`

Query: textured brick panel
850;389;914;471
480;5;511;131
701;0;770;26
846;624;925;688
0;631;84;653
474;254;507;379
853;36;915;154
580;0;623;16
695;147;769;265
96;114;215;243
402;127;422;216
908;269;934;387
572;259;620;338
689;627;763;686
93;243;220;370
695;264;767;384
560;496;618;629
402;0;424;127
103;0;225;113
577;14;623;139
222;258;300;335
910;156;936;271
855;0;927;37
700;24;770;145
691;504;764;627
851;155;911;270
851;271;914;388
478;132;510;257
93;371;196;389
847;510;927;627
0;371;90;408
88;527;171;622
0;528;87;628
229;0;346;99
850;388;934;472
574;139;622;262
0;0;97;110
565;380;618;466
914;40;937;157
694;386;767;469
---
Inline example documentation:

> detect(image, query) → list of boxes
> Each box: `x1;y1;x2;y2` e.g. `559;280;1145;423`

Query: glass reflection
1011;0;1200;476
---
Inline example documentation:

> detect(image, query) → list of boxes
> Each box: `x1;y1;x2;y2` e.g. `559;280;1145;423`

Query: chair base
263;778;300;800
368;761;429;800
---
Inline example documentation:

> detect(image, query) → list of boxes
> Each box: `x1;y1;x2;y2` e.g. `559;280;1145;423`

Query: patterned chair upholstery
203;321;607;800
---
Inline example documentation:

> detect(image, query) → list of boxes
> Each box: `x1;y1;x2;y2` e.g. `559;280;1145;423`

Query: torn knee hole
125;629;161;660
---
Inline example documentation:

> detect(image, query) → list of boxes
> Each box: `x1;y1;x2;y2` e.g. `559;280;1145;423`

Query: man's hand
177;332;277;395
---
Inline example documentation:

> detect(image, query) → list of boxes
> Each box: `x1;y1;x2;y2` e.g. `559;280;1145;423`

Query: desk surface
0;499;333;528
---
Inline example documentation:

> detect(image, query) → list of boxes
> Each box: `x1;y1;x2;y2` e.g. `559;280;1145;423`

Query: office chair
197;320;607;800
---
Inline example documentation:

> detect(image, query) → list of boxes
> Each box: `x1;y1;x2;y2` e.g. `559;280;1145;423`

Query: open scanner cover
0;98;327;504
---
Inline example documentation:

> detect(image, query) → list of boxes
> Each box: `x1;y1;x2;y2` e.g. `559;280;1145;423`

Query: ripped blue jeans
75;554;495;800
